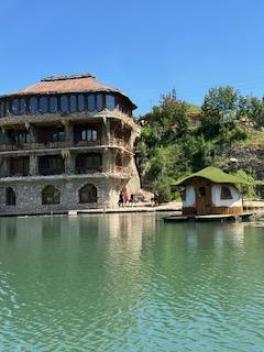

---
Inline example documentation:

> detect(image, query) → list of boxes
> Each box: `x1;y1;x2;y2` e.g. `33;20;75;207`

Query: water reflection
0;215;263;351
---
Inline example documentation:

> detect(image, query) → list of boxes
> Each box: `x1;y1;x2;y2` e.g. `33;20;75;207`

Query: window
78;94;85;112
39;155;65;175
13;130;30;144
51;128;65;142
87;94;95;112
60;95;68;113
10;157;29;176
42;185;60;205
39;96;48;113
6;187;16;206
221;186;232;200
78;127;98;142
96;94;104;111
69;95;77;112
20;98;27;114
79;184;97;203
11;99;20;115
106;95;116;111
29;97;38;113
49;96;58;113
0;101;5;117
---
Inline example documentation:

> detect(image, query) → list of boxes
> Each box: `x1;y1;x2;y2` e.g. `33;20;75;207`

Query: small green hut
171;167;246;216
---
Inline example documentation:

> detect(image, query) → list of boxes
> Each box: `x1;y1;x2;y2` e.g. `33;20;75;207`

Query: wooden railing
0;137;132;152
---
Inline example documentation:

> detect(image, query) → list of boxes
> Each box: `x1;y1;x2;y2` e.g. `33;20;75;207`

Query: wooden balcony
0;138;132;152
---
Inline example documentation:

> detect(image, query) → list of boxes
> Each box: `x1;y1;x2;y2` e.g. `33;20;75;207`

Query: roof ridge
41;73;95;81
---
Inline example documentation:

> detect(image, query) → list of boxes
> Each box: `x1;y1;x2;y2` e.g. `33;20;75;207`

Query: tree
202;86;240;115
239;96;264;129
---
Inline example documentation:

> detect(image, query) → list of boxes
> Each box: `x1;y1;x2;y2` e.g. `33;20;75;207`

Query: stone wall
0;177;123;214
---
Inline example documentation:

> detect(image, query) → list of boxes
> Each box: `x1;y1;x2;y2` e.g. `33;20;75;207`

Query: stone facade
0;74;141;214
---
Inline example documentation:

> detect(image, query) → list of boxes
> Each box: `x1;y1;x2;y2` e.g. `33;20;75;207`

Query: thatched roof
0;73;137;109
172;166;248;186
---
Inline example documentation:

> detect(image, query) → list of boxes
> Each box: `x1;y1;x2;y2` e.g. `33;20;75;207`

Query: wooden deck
163;212;255;223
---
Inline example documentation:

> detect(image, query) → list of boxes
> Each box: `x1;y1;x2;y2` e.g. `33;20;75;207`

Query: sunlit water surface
0;214;264;351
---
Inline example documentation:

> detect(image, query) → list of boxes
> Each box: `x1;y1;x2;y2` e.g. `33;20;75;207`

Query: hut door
196;185;211;215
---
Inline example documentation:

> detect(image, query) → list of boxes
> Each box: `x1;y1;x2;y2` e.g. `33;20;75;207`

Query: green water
0;214;264;351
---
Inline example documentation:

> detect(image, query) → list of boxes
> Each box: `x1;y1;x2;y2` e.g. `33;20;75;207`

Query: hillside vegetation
136;86;264;201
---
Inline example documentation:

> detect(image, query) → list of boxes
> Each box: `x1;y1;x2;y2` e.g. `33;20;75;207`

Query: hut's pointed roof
173;166;248;186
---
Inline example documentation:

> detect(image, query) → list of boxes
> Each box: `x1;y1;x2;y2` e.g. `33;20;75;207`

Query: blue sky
1;0;264;115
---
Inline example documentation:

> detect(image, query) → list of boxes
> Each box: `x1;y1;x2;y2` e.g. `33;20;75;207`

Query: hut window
79;184;97;203
6;187;16;206
221;186;232;200
29;97;38;113
49;96;58;113
106;95;116;111
42;185;60;205
60;95;68;113
87;94;95;112
39;96;48;113
78;94;85;112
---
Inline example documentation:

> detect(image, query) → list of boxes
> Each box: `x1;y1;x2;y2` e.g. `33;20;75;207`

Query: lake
0;213;264;351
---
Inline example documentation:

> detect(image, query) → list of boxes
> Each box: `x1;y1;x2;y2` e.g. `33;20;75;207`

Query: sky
1;0;264;115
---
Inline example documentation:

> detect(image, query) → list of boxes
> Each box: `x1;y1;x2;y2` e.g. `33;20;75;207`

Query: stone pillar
102;148;111;173
65;152;75;174
103;117;110;145
29;155;38;176
29;125;37;144
64;121;74;144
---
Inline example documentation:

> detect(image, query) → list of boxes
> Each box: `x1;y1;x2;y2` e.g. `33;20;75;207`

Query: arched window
220;186;233;200
42;185;60;205
79;184;97;203
6;187;16;206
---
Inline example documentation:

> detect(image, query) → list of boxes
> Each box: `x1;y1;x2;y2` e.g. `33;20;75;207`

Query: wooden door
196;182;211;215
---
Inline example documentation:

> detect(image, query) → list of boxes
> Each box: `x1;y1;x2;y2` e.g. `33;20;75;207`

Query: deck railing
0;137;132;152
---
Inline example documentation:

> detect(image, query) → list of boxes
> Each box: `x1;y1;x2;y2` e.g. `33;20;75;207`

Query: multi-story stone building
0;74;141;214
